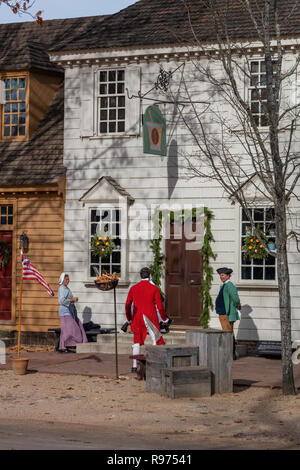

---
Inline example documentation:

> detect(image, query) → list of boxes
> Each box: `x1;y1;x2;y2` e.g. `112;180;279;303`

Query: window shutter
80;68;94;137
0;80;5;104
125;67;141;136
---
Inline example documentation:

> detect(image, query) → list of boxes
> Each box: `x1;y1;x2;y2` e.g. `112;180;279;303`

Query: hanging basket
94;279;119;291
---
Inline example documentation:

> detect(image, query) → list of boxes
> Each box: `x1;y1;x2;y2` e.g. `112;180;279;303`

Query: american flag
21;251;54;297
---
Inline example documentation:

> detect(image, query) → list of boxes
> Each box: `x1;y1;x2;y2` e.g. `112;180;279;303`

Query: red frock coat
125;280;167;346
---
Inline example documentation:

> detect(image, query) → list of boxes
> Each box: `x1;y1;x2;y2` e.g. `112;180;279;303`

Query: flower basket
91;234;115;259
242;230;269;260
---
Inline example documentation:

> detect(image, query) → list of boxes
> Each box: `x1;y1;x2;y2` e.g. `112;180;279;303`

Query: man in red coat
125;267;168;371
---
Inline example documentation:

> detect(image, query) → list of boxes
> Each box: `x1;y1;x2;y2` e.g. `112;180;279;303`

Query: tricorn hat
217;267;233;275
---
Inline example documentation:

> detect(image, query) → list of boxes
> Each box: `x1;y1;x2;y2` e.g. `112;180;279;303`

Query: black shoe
58;349;72;354
131;367;137;373
166;318;173;326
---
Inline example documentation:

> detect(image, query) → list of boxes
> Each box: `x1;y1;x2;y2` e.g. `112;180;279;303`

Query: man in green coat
215;267;240;359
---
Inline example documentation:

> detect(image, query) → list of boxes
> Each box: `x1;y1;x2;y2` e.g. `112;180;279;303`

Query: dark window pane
265;254;276;265
112;251;121;263
101;265;110;274
101;210;110;221
19;126;25;136
12;114;18;124
11;89;17;100
109;109;116;120
11;78;18;88
251;62;259;73
100;71;107;82
265;267;276;280
253;267;263;279
109;71;116;82
118;108;125;120
118;96;125;107
109;97;116;108
253;258;263;265
11;126;18;136
4;103;10;112
18;89;25;100
90;252;99;263
19;114;26;124
242;253;251;265
109;122;116;133
100;110;107;120
251;89;259;100
8;205;13;215
242;267;251;280
108;83;116;94
100;122;107;133
100;84;107;95
117;70;125;81
112;265;121;273
254;209;264;221
251;102;259;113
4;79;10;89
117;83;124;94
101;255;110;264
100;97;108;108
261;114;268;127
1;206;7;215
261;88;267;100
91;223;98;235
7;216;13;225
19;102;26;112
1;216;6;224
4;115;10;124
12;102;18;112
113;210;120;222
18;78;25;88
118;121;125;132
91;210;100;222
4;126;10;136
266;208;275;221
250;76;258;87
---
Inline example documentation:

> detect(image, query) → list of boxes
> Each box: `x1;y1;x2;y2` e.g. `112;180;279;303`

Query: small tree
166;0;300;394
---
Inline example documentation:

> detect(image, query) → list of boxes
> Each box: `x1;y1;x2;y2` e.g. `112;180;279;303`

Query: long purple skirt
59;315;88;350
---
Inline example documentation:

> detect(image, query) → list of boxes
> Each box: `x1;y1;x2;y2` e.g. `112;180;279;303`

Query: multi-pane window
90;208;121;277
249;60;278;127
0;205;13;225
2;77;26;138
98;70;125;134
241;208;276;281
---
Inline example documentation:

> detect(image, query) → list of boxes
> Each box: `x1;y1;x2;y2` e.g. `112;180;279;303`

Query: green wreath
0;238;10;270
91;233;115;259
242;229;269;260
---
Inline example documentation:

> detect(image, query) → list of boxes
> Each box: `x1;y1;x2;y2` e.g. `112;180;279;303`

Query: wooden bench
129;354;146;380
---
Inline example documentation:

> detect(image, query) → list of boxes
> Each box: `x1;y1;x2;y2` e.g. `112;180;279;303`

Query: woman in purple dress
58;273;87;353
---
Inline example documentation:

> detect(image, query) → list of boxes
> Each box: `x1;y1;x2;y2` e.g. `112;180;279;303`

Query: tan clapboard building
0;18;105;334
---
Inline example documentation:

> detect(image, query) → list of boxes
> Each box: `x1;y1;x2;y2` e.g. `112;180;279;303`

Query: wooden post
17;255;23;358
113;286;119;379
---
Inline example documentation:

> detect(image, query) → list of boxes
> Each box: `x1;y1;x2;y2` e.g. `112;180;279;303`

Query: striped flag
21;251;54;297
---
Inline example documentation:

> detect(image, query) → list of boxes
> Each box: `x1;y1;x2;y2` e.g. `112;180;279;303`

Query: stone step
76;330;187;354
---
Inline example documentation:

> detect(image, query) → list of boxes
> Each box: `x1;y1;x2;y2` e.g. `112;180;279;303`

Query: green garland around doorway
149;207;217;327
198;208;217;329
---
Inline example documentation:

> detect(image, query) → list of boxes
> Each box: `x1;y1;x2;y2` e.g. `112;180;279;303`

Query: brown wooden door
0;231;13;321
165;221;203;326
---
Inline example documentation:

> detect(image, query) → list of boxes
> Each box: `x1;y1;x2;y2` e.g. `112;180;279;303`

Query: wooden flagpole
17;252;23;358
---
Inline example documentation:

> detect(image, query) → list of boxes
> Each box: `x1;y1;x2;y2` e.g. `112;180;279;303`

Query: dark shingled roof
0;15;107;71
0;81;65;186
50;0;300;53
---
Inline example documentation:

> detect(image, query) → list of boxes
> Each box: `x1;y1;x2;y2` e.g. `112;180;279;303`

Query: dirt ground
1;364;300;450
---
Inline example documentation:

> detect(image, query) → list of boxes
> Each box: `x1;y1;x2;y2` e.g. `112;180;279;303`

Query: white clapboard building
48;0;300;346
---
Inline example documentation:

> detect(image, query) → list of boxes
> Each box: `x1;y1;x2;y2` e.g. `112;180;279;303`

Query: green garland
198;208;217;328
149;208;217;327
0;238;10;270
149;210;165;300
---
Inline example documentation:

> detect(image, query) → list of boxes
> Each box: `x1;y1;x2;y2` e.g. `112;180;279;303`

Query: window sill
236;282;278;290
81;134;138;140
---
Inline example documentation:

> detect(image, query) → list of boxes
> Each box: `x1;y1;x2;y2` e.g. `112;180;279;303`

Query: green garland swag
198;208;217;329
149;208;216;327
0;238;10;270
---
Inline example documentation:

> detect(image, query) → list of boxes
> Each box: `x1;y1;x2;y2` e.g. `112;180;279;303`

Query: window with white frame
241;207;276;281
89;208;122;277
249;59;278;127
97;69;126;135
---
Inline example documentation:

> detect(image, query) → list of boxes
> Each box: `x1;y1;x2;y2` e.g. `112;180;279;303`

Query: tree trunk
276;204;296;395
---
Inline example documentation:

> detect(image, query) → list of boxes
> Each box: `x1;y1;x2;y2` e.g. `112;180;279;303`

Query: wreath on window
242;229;269;260
0;238;10;271
91;233;115;259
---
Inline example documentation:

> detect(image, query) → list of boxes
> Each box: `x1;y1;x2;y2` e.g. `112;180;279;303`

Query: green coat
221;281;240;322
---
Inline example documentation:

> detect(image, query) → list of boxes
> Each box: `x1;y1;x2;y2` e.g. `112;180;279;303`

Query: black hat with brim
217;267;233;275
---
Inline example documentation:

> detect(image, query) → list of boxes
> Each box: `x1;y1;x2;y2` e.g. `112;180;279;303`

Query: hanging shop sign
143;105;166;156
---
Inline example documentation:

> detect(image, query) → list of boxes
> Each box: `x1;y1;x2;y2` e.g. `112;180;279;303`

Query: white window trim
234;205;278;288
84;201;129;285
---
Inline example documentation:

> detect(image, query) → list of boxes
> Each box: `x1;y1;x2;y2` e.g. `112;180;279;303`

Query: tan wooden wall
0;187;64;332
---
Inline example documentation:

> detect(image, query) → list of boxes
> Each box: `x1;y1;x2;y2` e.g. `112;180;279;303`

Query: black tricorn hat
217;267;233;275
